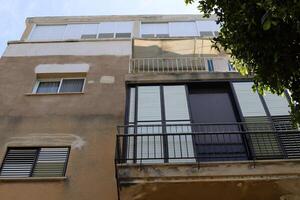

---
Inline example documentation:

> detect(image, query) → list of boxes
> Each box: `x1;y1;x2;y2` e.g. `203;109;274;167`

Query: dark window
35;78;85;94
115;33;131;38
0;147;70;178
60;79;85;93
200;31;214;37
81;34;97;39
36;81;60;93
141;34;155;38
98;33;114;38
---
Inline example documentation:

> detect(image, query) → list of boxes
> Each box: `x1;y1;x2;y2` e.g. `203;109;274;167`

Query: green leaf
263;19;272;30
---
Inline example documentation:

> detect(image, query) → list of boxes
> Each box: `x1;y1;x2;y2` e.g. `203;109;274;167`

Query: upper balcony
130;38;233;74
129;56;234;73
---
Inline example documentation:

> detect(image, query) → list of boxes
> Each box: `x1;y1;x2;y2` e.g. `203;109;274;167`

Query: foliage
186;0;300;123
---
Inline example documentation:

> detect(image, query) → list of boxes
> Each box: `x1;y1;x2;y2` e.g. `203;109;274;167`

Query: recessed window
0;147;70;178
33;78;85;94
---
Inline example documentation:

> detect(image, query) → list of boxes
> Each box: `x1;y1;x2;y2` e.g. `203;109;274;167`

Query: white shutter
30;25;66;41
115;21;133;33
169;22;198;37
233;82;267;117
129;88;136;123
264;93;290;116
163;85;189;120
99;22;115;33
137;86;161;121
81;24;98;39
196;21;219;32
64;24;83;39
141;23;169;36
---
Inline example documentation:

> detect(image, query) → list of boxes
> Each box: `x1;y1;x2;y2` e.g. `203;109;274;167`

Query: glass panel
30;25;66;41
129;88;135;123
115;33;131;38
232;82;267;117
64;24;83;39
98;33;114;38
163;85;189;121
141;23;169;36
115;21;133;33
264;92;290;116
169;22;197;37
36;81;60;93
59;79;84;93
99;22;115;33
137;86;161;121
80;24;98;39
196;21;220;32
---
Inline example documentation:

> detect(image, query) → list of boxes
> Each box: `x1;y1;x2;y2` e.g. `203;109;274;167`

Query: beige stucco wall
0;55;129;200
3;40;132;57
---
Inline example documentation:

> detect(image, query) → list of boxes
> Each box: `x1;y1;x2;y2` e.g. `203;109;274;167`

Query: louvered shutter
0;149;37;177
33;148;69;177
0;147;69;178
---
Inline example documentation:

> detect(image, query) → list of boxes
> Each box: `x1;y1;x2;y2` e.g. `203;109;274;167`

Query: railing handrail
115;121;299;164
117;121;293;128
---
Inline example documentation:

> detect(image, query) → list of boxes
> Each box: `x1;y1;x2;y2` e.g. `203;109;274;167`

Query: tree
185;0;300;123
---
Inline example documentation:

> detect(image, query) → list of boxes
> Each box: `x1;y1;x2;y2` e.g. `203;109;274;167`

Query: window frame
29;22;134;41
140;22;170;38
140;20;220;38
32;77;86;94
29;24;68;41
0;146;71;178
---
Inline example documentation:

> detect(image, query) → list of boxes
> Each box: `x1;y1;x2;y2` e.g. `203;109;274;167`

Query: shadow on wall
133;38;227;58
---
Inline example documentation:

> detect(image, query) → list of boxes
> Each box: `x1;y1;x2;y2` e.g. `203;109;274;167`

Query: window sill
25;92;84;96
0;176;68;182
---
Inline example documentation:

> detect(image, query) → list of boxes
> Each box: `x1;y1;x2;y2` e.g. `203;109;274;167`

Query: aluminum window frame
32;77;86;94
28;22;134;41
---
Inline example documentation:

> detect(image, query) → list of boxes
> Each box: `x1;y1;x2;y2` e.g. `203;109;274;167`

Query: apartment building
0;15;299;200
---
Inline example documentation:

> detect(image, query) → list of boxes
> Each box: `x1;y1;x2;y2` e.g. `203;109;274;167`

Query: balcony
115;121;300;200
129;57;235;74
116;122;300;164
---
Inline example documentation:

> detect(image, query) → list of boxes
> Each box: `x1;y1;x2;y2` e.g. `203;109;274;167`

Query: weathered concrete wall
0;55;129;200
118;160;300;200
3;40;132;57
120;179;300;200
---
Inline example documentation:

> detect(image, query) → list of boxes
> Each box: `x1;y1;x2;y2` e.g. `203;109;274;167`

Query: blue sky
0;0;199;55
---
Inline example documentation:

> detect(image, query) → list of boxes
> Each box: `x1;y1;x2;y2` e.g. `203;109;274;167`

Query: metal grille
116;122;300;164
0;147;69;178
130;57;206;73
273;115;300;158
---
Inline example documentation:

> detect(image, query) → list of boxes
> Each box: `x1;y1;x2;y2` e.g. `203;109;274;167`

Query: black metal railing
115;122;300;164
